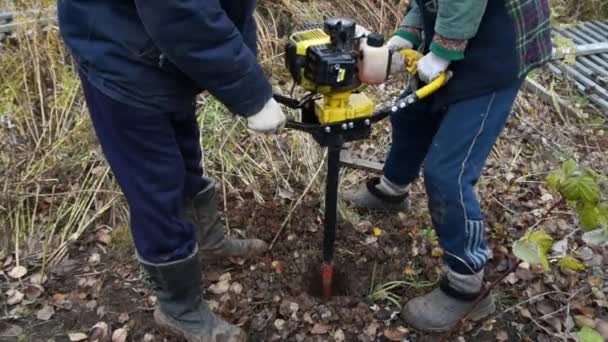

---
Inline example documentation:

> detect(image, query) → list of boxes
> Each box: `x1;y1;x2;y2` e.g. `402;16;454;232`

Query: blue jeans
79;73;205;263
384;79;523;274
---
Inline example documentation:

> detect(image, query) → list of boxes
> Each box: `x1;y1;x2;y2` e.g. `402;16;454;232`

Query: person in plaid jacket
350;0;552;332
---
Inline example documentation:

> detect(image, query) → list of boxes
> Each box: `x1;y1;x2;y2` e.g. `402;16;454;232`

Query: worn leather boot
185;177;267;260
401;269;496;333
139;247;247;342
342;177;410;211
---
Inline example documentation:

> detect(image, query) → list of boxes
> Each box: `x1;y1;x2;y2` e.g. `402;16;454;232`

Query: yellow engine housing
315;92;374;125
286;27;375;125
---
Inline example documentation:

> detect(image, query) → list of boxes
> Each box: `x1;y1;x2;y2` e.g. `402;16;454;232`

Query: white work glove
386;35;413;51
246;98;286;133
386;36;414;75
417;52;450;84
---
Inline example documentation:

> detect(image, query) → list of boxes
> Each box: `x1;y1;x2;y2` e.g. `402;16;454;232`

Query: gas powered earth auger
273;18;449;301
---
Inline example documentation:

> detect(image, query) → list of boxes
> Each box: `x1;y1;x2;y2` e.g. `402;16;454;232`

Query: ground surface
1;187;523;342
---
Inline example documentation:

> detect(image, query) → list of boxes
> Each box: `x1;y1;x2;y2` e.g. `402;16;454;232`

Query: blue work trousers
79;74;205;263
384;79;523;274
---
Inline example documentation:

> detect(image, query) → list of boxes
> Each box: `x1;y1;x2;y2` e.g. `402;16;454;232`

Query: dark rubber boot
139;248;247;342
342;177;410;211
185;177;267;260
401;269;496;333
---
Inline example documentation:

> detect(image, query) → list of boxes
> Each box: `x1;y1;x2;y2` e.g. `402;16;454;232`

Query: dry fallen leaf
8;266;27;279
496;330;509;341
90;322;110;341
574;315;597;329
208;280;230;295
271;260;285;274
36;305;55;321
365;236;378;245
311;323;331;335
372;227;382;237
7;290;24;305
24;284;45;300
355;221;373;234
68;332;88;341
29;272;48;285
96;229;112;245
0;323;23;337
364;322;379;337
112;328;128;342
230;282;243;295
596;320;608;339
333;329;345;342
383;327;409;341
431;247;444;257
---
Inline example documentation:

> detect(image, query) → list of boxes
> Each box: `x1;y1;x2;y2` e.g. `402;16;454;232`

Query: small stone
143;333;155;342
333;329;345;342
273;319;286;331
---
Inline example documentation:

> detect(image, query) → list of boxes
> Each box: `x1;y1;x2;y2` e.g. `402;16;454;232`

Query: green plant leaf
513;240;542;264
579;204;600;232
527;231;554;254
513;239;549;270
546;171;564;192
561;175;601;203
597;203;608;228
577;326;604;342
562;159;577;177
557;255;585;271
582;229;608;247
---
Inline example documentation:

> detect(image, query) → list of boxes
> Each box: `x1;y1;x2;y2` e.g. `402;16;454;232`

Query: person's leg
342;98;441;210
170;105;206;201
78;74;246;340
402;79;523;332
80;75;195;263
171;103;267;259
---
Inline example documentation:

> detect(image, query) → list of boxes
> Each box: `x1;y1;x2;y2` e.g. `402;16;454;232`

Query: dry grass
0;0;604;267
0;0;406;265
551;0;608;22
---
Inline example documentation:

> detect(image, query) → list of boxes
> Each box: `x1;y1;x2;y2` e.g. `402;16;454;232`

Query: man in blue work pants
349;0;552;333
58;0;286;340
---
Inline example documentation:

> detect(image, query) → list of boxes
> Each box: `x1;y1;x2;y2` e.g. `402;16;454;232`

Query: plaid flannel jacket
505;0;553;77
396;0;553;78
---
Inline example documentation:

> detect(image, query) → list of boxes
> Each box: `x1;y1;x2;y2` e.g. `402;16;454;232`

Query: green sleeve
431;0;488;61
393;1;423;47
401;1;424;29
435;0;488;40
